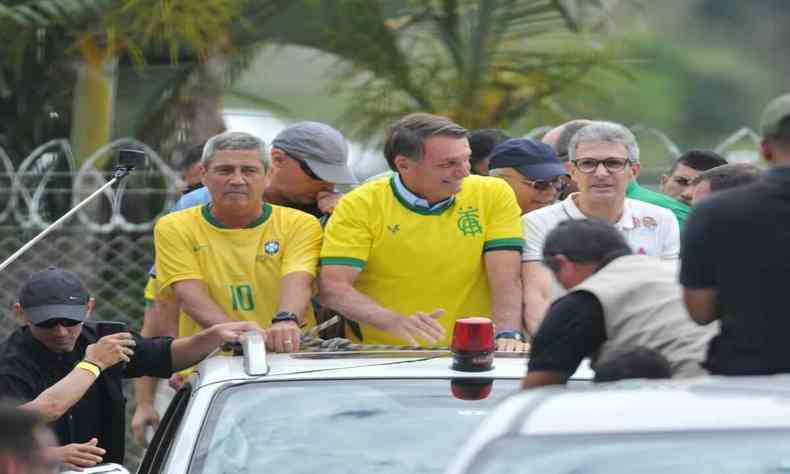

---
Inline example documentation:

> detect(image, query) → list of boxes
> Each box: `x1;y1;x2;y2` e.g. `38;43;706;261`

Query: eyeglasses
522;176;567;192
289;155;323;181
35;318;82;329
572;158;631;174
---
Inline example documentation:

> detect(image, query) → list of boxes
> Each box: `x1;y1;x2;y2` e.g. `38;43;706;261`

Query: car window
465;430;790;474
138;383;192;474
189;378;520;474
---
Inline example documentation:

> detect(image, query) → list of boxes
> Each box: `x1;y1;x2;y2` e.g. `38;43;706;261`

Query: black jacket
0;324;173;464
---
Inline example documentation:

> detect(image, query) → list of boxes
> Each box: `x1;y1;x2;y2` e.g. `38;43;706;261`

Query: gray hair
554;120;594;160
568;121;640;163
201;131;270;171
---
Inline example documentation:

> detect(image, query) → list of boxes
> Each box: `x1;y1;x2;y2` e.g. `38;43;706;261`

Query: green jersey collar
390;175;455;215
202;203;272;229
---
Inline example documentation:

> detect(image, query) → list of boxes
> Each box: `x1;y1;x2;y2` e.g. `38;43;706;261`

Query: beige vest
574;255;717;378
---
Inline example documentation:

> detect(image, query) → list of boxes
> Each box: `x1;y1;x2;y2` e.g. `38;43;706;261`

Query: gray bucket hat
272;122;357;184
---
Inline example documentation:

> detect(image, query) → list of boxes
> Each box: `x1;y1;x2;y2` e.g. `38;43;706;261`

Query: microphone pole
0;148;144;273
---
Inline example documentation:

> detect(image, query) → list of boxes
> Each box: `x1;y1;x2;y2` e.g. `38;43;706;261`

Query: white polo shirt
522;194;680;262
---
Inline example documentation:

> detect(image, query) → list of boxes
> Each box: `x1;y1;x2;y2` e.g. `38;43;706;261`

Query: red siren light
450;379;494;400
451;317;495;372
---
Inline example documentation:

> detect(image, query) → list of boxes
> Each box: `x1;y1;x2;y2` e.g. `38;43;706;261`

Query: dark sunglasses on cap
35;318;82;329
522;176;567;191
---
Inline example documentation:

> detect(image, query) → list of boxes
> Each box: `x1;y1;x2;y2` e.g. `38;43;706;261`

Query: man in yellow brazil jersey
154;131;322;355
319;113;527;351
134;125;353;446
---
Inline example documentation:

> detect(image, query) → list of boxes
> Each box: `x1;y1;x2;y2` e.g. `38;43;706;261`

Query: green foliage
0;0;286;165
259;0;626;139
547;32;768;154
0;0;249;66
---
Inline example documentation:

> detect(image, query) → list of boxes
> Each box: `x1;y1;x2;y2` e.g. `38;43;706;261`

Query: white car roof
191;350;595;388
445;376;790;474
517;376;790;434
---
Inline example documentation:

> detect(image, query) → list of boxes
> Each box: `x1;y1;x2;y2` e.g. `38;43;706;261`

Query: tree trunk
70;56;117;167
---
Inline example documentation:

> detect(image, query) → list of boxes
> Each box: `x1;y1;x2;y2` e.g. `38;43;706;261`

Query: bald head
542;120;594;161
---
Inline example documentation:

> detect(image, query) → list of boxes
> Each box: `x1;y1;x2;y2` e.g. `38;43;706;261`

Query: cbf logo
457;207;483;236
263;240;280;256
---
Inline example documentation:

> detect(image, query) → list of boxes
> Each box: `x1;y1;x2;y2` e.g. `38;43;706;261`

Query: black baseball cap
489;138;567;180
18;267;89;325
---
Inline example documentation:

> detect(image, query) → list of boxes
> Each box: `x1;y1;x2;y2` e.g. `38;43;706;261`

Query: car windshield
189;378;520;474
466;430;790;474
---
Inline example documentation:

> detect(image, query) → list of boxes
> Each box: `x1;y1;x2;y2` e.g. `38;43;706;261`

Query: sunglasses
35;318;82;329
572;158;631;174
522;176;567;191
289;155;323;181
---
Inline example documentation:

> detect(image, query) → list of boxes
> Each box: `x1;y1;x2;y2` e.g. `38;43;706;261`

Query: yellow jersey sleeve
482;179;524;252
143;276;156;307
281;213;322;277
156;282;177;302
319;192;373;269
154;211;204;291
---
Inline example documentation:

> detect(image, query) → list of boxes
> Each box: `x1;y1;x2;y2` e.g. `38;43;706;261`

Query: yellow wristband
76;361;101;378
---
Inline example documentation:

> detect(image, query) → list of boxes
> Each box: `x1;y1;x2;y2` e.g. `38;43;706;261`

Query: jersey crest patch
457;207;483;236
641;216;657;229
264;240;280;256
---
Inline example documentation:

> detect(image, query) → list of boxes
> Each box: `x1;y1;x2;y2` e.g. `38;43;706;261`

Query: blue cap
489;138;567;180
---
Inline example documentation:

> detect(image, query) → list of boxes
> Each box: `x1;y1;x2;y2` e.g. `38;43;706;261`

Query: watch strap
272;311;299;325
495;330;525;342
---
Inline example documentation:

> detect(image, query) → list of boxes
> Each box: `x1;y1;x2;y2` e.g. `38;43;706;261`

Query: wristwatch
272;311;299;325
495;330;526;342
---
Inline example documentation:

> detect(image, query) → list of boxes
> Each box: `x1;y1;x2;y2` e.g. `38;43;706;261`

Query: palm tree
0;0;285;165
1;0;625;164
258;0;625;139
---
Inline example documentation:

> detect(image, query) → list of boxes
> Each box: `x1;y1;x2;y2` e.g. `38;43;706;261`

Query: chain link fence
0;230;154;333
0;138;178;336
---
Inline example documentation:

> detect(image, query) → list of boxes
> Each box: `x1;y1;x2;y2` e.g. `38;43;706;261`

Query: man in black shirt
681;93;790;375
522;219;714;389
0;267;263;468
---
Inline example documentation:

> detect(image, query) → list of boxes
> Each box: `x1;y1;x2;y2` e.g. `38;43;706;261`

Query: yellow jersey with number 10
154;203;322;337
320;175;523;346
